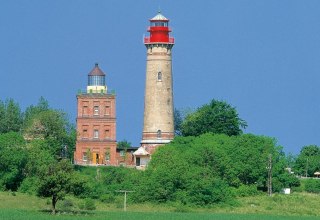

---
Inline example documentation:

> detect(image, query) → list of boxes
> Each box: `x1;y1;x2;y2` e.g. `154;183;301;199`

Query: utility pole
267;154;272;196
115;190;134;211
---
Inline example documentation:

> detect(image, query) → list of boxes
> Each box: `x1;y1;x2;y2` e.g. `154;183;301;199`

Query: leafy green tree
24;109;75;158
37;159;74;214
133;133;297;204
0;132;26;191
180;99;247;137
0;99;23;134
18;140;56;194
0;101;5;133
305;179;320;193
117;140;132;165
174;108;194;136
117;140;132;149
294;145;320;177
23;96;49;126
174;108;183;135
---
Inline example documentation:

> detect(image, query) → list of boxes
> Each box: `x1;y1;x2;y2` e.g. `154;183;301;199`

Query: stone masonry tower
74;63;117;165
141;12;175;153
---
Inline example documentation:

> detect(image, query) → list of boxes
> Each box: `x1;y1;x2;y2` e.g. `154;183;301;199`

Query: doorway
136;157;141;166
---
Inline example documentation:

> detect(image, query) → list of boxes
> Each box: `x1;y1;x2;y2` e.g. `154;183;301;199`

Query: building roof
117;146;138;151
150;11;169;21
133;146;150;156
88;63;105;76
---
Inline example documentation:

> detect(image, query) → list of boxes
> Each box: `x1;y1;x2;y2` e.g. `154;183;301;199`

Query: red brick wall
74;94;117;165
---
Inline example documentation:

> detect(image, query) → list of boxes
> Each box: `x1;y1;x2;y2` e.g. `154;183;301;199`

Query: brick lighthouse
140;11;175;154
74;63;117;165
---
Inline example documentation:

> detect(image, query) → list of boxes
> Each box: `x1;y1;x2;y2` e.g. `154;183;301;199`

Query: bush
233;184;259;197
84;198;96;210
305;179;320;193
99;193;115;203
78;198;96;210
18;177;38;194
61;199;74;211
188;178;232;205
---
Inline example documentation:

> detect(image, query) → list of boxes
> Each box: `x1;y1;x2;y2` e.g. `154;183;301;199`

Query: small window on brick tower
94;106;99;115
93;130;99;139
105;129;110;139
82;106;88;116
82;153;87;161
157;71;162;81
105;106;110;115
83;129;88;139
157;130;162;139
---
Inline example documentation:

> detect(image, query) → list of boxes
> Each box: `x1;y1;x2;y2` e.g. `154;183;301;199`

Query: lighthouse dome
87;63;107;94
88;63;105;86
150;11;169;21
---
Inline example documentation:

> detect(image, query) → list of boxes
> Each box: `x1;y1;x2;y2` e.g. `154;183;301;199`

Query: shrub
78;199;96;210
84;198;96;210
233;184;259;197
18;177;38;194
99;194;115;203
305;179;320;193
61;199;74;211
188;178;232;205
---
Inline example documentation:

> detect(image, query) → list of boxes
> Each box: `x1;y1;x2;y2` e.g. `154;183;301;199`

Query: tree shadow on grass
39;209;95;216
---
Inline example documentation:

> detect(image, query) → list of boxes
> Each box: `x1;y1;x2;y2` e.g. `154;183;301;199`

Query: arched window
157;71;162;81
157;130;162;138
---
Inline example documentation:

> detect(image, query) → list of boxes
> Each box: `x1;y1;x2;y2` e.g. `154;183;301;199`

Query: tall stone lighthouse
140;11;175;154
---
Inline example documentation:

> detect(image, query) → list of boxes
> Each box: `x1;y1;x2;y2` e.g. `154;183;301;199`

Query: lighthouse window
157;71;162;81
83;129;88;139
82;153;88;162
82;106;88;116
153;22;167;27
88;76;105;86
157;130;162;138
105;129;110;139
94;130;99;139
94;106;99;115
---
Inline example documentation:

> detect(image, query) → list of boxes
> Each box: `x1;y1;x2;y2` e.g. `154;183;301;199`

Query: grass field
1;209;319;220
0;191;319;220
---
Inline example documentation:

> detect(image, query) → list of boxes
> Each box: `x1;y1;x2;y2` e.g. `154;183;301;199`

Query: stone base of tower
141;131;174;154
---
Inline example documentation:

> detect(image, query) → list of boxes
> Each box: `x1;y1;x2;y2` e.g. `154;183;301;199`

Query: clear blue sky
1;1;319;154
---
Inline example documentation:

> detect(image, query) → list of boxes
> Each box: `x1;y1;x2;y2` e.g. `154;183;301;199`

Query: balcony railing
77;89;116;96
144;37;174;44
147;27;172;32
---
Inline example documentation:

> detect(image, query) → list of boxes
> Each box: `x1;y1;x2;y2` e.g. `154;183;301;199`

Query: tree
0;99;23;134
180;99;247;137
117;140;132;165
174;108;183;135
174;108;194;136
133;133;297;205
117;140;132;149
24;109;75;157
37;159;74;214
23;96;49;126
0;101;5;133
0;132;27;191
294;145;320;177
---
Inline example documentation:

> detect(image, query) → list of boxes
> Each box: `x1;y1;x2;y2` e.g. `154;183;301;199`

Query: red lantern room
144;11;174;44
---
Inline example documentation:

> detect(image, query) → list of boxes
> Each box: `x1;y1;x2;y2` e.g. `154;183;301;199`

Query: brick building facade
74;64;117;165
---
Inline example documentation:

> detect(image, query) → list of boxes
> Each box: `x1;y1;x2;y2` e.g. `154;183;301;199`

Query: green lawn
0;191;319;220
0;209;319;220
